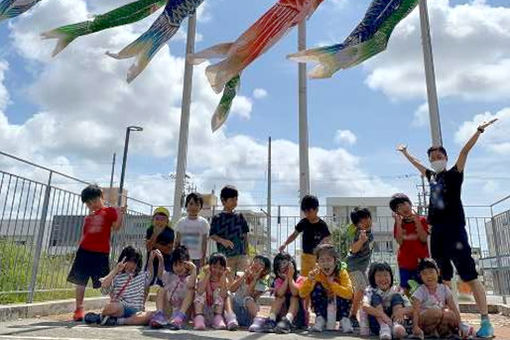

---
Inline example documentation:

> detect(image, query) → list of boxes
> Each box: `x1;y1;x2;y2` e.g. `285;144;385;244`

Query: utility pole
267;137;272;255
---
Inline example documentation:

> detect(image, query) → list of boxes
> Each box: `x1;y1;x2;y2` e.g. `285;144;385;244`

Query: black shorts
67;248;110;288
430;225;478;282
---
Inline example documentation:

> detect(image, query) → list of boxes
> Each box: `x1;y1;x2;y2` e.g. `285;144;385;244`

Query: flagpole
419;0;442;147
172;13;197;225
298;21;310;201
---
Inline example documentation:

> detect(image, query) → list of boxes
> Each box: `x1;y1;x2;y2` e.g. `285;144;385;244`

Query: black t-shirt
425;165;465;228
210;212;250;257
146;225;175;244
295;218;331;254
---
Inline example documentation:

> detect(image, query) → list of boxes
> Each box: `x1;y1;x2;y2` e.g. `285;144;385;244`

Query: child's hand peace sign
116;257;127;272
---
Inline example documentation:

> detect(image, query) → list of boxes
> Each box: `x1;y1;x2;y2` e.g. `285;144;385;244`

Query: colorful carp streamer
0;0;42;21
288;0;419;78
106;0;205;83
41;0;166;57
190;0;323;131
211;75;240;132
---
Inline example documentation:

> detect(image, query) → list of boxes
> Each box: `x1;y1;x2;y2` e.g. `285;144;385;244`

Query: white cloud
364;0;510;102
334;129;357;145
412;103;429;127
252;88;268;99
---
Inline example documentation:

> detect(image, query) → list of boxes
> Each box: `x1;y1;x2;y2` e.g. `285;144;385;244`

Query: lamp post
118;126;143;206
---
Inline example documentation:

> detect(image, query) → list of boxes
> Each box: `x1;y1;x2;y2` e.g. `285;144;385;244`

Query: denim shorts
122;305;141;318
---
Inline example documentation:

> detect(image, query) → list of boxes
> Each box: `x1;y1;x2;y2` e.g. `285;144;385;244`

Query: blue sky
0;0;509;215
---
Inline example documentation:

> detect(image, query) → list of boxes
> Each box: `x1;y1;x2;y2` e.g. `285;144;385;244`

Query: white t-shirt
413;283;452;312
175;216;210;260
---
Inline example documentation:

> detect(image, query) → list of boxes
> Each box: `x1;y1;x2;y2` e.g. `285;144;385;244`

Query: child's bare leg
287;296;299;317
75;285;86;310
155;289;166;310
122;311;154;325
102;302;124;317
419;309;442;335
268;296;285;321
178;289;195;315
437;309;457;337
246;298;259;318
223;295;233;314
350;290;363;318
373;305;390;326
194;302;204;315
391;305;407;338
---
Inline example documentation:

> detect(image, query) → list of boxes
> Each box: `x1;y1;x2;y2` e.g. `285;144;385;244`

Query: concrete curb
0;297;108;322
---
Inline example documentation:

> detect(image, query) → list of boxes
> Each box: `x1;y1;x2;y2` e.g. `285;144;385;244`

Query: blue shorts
399;268;421;289
122;305;141;318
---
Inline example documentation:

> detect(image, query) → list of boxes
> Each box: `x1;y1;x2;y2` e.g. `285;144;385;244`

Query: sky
0;0;509;217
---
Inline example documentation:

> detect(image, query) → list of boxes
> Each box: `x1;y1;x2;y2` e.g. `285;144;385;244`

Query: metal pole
118;129;131;206
490;206;507;304
109;152;116;204
267;137;272;255
419;0;442;147
27;171;53;303
298;21;310;200
172;13;197;225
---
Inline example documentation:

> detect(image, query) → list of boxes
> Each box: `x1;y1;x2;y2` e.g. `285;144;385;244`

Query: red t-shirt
394;216;429;270
80;207;118;254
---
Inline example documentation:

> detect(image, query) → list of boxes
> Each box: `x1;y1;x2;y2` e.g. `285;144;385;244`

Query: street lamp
118;126;143;206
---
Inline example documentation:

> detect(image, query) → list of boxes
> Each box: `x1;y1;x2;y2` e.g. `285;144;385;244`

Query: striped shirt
101;272;149;310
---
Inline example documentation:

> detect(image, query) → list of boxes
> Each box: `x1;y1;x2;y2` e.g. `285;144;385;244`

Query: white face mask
430;160;447;172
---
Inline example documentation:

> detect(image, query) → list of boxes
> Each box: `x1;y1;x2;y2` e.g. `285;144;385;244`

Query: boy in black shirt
279;195;331;276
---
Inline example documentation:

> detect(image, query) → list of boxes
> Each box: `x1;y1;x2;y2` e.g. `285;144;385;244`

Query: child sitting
85;246;153;326
412;258;472;339
193;253;238;330
149;246;197;330
230;255;271;328
362;262;412;340
250;252;307;333
300;244;353;333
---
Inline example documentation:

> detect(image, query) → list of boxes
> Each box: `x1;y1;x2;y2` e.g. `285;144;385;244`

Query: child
209;186;249;275
389;193;429;295
85;246;153;326
193;252;238;330
279;194;330;277
230;255;271;328
362;262;413;340
300;244;353;333
174;193;210;268
149;246;197;329
249;252;307;333
146;207;174;256
412;258;472;339
67;184;124;321
346;207;374;328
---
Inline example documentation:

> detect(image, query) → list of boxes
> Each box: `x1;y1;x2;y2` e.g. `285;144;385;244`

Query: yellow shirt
299;268;353;300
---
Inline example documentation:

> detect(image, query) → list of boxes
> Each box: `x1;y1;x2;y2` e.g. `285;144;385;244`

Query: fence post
27;171;53;303
490;206;507;305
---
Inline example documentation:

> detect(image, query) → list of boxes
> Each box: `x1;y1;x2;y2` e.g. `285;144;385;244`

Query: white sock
117;317;125;325
269;313;276;321
285;313;294;323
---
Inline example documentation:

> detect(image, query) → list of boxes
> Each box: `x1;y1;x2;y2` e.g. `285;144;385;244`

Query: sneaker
73;308;84;322
476;319;495;338
193;314;206;331
225;313;238;331
349;315;360;329
460;322;475;339
341;317;353;333
248;317;266;332
379;323;392;340
393;322;407;339
260;319;277;333
275;316;292;334
84;312;101;324
212;314;226;330
100;315;118;327
168;311;186;330
149;310;168;329
311;316;326;332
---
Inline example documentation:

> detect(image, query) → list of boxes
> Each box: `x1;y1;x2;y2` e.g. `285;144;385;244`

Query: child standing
174;193;210;268
362;262;413;340
412;258;473;339
249;252;308;333
300;244;353;333
346;207;374;328
230;255;271;328
278;194;330;276
149;246;197;330
193;252;238;330
389;193;429;295
209;186;249;275
67;184;124;321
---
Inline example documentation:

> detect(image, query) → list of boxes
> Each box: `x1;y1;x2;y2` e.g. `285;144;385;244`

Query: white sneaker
341;317;353;333
312;316;326;332
379;323;392;340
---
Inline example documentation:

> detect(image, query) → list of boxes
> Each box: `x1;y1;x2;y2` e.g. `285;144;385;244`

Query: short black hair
389;193;412;212
350;207;372;225
427;146;448;158
254;255;271;274
300;194;319;212
220;185;238;201
368;262;394;288
155;230;174;246
185;192;204;208
418;258;439;273
118;245;143;277
208;252;227;268
168;245;190;273
273;252;297;280
81;184;102;203
315;244;341;276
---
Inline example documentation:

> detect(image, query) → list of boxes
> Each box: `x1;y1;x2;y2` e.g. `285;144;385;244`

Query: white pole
172;14;197;225
419;0;442;147
267;137;272;254
298;21;310;200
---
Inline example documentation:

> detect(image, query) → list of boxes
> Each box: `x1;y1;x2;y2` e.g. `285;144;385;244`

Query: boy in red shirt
67;185;124;321
389;193;429;296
